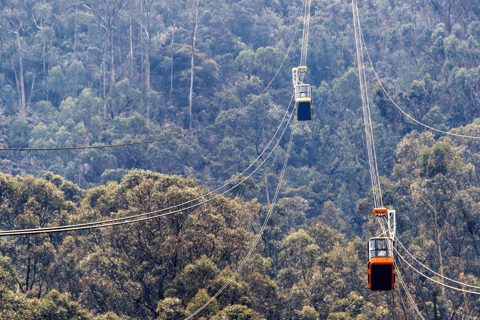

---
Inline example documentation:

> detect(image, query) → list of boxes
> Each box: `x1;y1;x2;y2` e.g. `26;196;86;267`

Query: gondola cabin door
368;237;395;291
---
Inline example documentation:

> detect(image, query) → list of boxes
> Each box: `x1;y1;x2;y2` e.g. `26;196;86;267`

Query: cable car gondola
368;208;396;291
368;237;395;291
292;67;313;121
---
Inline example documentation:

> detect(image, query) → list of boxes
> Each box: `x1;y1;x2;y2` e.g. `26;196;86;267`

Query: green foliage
2;0;480;318
186;289;219;319
295;305;319;320
156;298;186;320
27;289;92;320
211;304;259;320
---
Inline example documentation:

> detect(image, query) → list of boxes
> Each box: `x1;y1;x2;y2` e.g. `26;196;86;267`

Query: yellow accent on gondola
297;66;307;72
292;68;313;121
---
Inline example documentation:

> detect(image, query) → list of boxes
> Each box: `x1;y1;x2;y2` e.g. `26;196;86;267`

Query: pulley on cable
292;66;313;121
368;208;396;291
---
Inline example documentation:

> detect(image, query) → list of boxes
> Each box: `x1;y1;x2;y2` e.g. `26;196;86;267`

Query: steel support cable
186;1;308;317
353;1;423;316
0;0;308;235
393;242;480;296
1;94;291;234
300;0;312;68
0;98;296;236
354;0;480;302
356;15;383;209
395;253;428;320
377;219;424;318
377;219;425;319
395;236;480;291
357;24;480;140
0;4;305;153
185;114;297;320
352;0;383;208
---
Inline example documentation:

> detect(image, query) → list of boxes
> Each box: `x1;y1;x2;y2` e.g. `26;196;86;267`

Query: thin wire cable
186;2;307;317
352;0;383;208
356;2;480;305
396;236;480;291
377;218;422;317
0;7;305;153
0;95;293;234
185;114;297;320
395;254;428;320
358;23;480;140
394;243;480;296
300;0;311;67
0;99;296;236
352;4;420;316
354;2;423;317
377;219;425;319
355;8;383;208
0;0;306;235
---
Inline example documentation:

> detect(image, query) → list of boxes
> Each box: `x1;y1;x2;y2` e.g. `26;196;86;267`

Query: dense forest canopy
1;0;480;318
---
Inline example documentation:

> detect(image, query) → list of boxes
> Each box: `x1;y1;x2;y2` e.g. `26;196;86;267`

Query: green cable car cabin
295;83;313;121
368;237;395;291
292;66;313;121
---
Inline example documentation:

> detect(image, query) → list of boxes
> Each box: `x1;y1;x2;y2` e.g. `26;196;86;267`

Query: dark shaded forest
2;0;480;318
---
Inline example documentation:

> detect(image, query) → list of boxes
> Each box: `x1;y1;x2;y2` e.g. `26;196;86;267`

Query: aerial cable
354;0;462;315
394;252;428;319
300;0;311;68
0;97;296;236
0;95;293;234
376;219;424;318
355;2;480;296
185;110;297;320
0;0;307;235
0;4;305;153
377;219;425;319
393;241;480;296
186;1;307;317
352;0;383;208
354;1;422;315
357;22;480;140
395;236;480;291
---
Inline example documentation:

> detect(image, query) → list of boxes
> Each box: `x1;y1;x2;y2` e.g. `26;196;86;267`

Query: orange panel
368;257;395;291
373;208;388;217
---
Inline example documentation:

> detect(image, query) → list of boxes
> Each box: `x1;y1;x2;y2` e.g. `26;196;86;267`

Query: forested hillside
2;0;480;318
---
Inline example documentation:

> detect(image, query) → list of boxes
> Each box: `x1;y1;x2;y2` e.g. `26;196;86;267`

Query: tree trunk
262;125;271;206
263;159;271;206
25;240;31;292
189;0;200;130
109;29;115;92
129;3;134;82
140;0;144;91
16;31;26;123
170;21;175;104
26;256;30;292
103;44;107;119
433;208;446;300
145;33;150;91
73;1;78;98
74;1;78;59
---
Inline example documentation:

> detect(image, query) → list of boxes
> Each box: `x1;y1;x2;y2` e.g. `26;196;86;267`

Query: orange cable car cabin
368;237;395;291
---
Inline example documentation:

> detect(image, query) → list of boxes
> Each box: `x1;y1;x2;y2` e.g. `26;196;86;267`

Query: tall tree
83;0;128;93
189;0;200;130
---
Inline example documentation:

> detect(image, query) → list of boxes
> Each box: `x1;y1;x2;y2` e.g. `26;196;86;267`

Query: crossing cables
0;95;296;236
